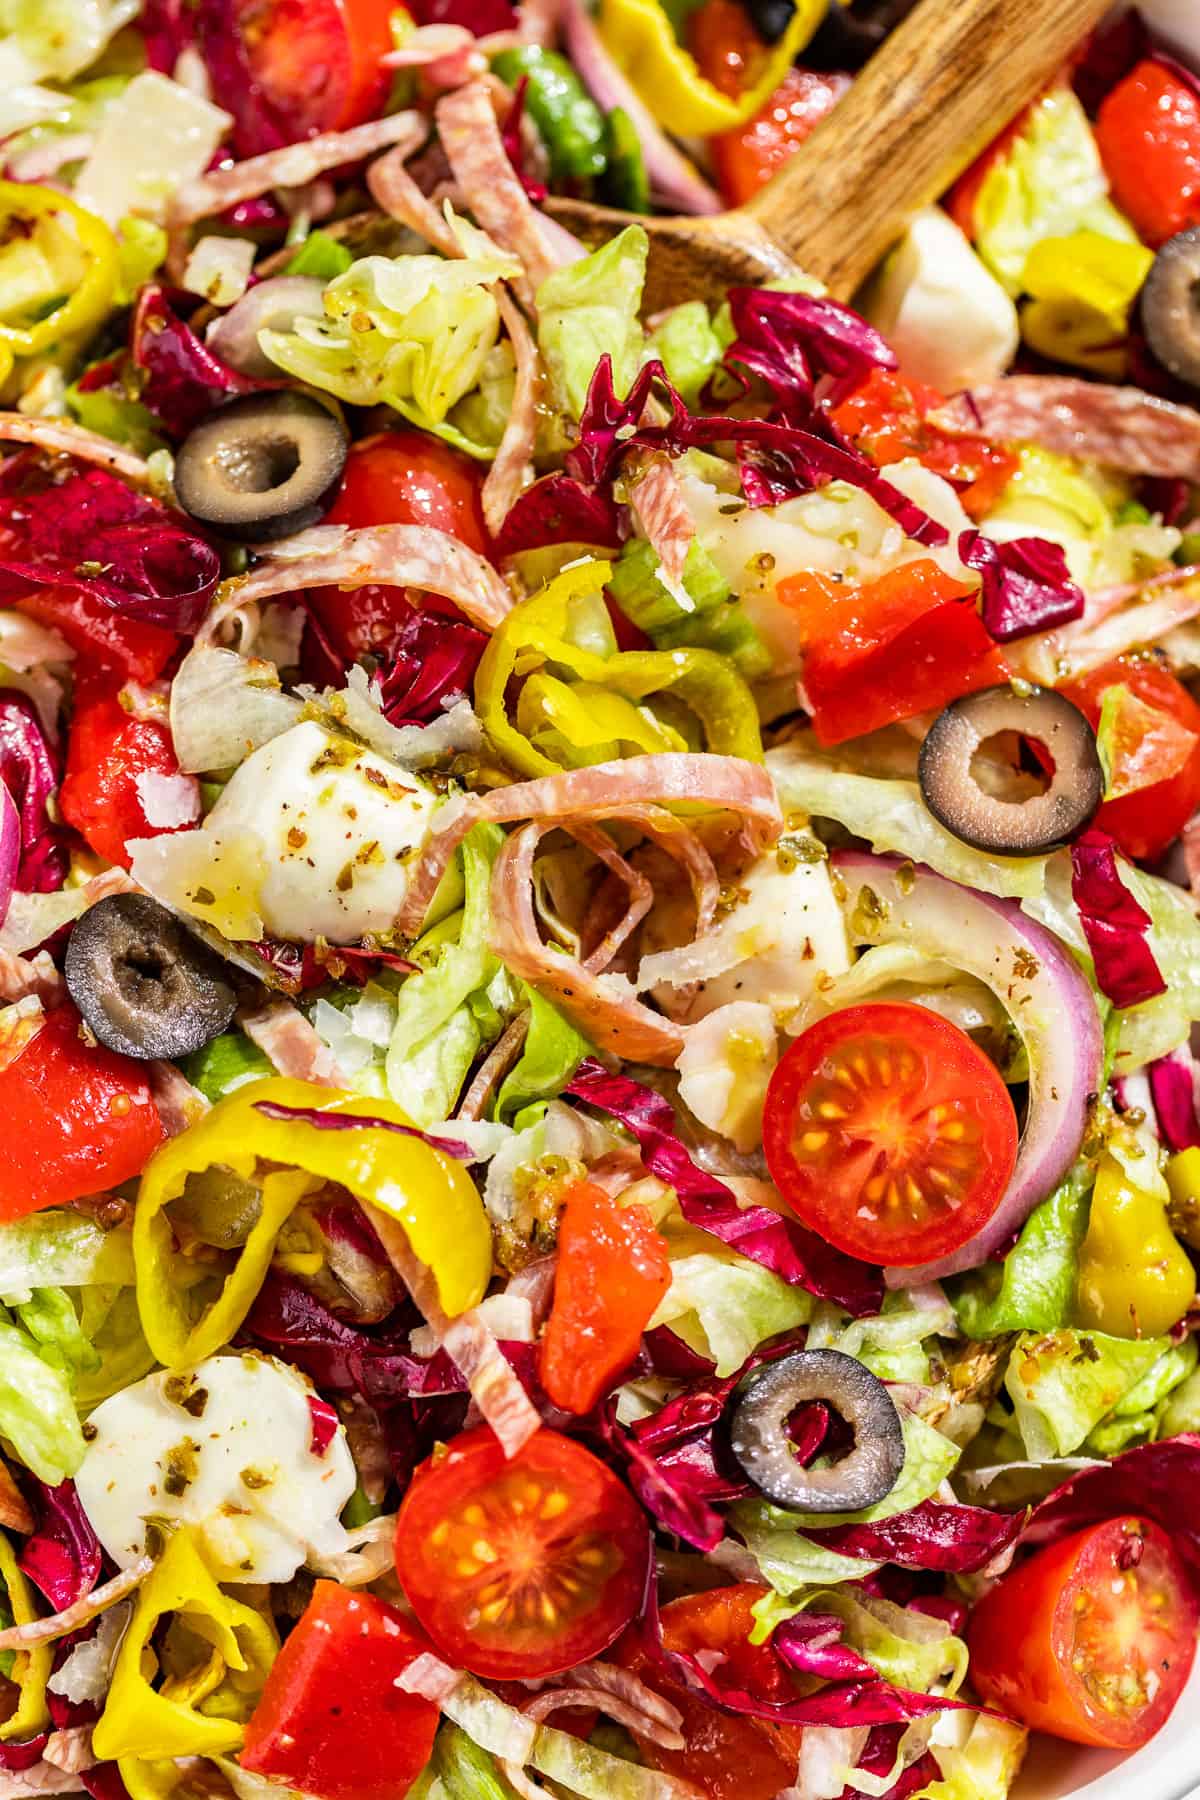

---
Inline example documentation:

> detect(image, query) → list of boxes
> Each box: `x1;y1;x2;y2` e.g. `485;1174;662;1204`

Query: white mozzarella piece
865;207;1020;393
74;1352;355;1582
676;1001;778;1152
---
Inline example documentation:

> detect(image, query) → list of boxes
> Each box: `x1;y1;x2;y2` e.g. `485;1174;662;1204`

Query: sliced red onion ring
205;276;327;379
0;783;18;930
831;850;1103;1287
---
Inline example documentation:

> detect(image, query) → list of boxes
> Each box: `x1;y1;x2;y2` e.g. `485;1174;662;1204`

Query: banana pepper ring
93;1525;277;1769
133;1076;493;1370
0;182;119;363
476;559;763;779
597;0;826;137
0;1534;50;1743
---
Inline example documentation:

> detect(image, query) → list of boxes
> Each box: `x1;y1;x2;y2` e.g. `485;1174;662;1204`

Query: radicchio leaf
409;0;518;34
566;1059;884;1315
0;1738;50;1772
957;529;1085;641
843;1727;942;1800
773;1612;877;1683
501;77;548;203
1148;1047;1200;1151
307;1394;340;1456
18;1480;102;1611
252;1098;475;1159
1072;7;1150;113
724;289;897;421
1070;828;1167;1008
379;610;488;726
0;453;219;633
0;691;67;893
803;1497;1025;1574
493;472;624;559
131;285;261;437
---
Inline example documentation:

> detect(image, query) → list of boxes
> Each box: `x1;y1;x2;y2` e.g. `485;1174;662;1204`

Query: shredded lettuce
981;447;1180;593
1159;1361;1200;1437
972;86;1138;296
648;1247;813;1376
0;0;138;85
0;1210;134;1298
433;1727;521;1800
75;1286;156;1409
0;1310;86;1484
646;299;724;409
733;1512;885;1591
806;1289;956;1386
916;1714;1029;1800
284;231;354;281
1004;1327;1171;1459
492;987;591;1127
536;225;647;421
751;1586;968;1697
260;234;523;458
953;1166;1092;1339
15;1286;100;1380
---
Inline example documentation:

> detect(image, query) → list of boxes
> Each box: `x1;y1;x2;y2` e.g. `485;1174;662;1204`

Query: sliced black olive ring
65;893;237;1060
173;392;349;542
1142;227;1200;389
729;1348;905;1513
918;684;1103;856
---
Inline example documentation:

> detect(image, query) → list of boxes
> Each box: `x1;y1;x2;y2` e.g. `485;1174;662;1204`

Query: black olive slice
173;392;348;542
918;684;1102;856
1142;227;1200;389
730;1349;904;1513
805;0;919;69
744;0;795;46
65;893;237;1060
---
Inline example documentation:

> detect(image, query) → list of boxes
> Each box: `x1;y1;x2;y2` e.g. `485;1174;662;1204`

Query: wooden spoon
547;0;1113;310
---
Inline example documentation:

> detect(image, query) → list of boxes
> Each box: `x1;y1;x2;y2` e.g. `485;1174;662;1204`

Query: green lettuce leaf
648;1248;813;1376
184;1031;274;1103
646;299;723;409
915;1714;1029;1800
75;1286;156;1409
733;1512;884;1592
0;1315;86;1484
980;447;1179;593
284;230;354;280
0;1210;134;1298
536;225;647;420
953;1166;1092;1339
1004;1327;1170;1458
15;1286;100;1379
434;1727;520;1800
492;987;591;1127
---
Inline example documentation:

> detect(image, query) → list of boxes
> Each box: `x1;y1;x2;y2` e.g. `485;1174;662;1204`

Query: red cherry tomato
1060;656;1200;863
540;1180;671;1415
394;1426;650;1680
829;368;1019;520
0;1003;164;1217
307;430;491;662
242;1582;439;1800
712;68;850;208
614;1585;805;1800
762;1001;1018;1267
221;0;395;152
14;588;177;684
968;1516;1198;1749
59;676;196;870
1096;59;1200;248
778;559;1008;745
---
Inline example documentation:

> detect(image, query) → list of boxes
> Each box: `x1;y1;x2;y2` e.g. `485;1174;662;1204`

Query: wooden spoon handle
745;0;1113;298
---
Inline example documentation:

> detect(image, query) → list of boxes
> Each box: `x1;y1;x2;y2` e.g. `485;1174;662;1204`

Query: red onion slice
205;276;327;379
831;850;1103;1286
0;783;18;930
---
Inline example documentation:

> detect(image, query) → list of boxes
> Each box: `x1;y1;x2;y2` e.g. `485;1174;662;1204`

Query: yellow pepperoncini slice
0;1534;50;1743
597;0;826;136
0;182;118;360
475;558;763;779
134;1076;492;1368
94;1526;277;1768
1076;1153;1194;1339
1020;231;1155;379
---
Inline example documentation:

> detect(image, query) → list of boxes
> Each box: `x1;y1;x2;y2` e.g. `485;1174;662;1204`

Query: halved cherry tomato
14;588;177;684
762;1001;1018;1267
779;559;1007;746
242;1582;439;1800
1095;59;1200;248
711;67;850;208
218;0;396;153
540;1180;671;1415
829;368;1018;518
394;1426;650;1679
58;676;197;870
307;430;492;663
968;1516;1198;1749
614;1584;804;1800
1060;655;1200;862
0;1003;164;1217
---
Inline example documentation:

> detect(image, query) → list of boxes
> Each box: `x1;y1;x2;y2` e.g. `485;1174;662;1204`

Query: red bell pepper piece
58;676;197;869
1096;59;1200;247
0;1003;163;1217
15;588;177;684
540;1179;671;1415
829;369;1018;520
780;559;1007;747
241;1582;439;1800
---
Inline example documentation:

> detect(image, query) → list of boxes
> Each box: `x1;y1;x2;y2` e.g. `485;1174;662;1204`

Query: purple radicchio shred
566;1059;885;1315
773;1613;878;1683
408;0;519;35
723;289;898;421
307;1394;340;1456
841;1727;942;1800
1148;1047;1200;1151
803;1497;1025;1574
379;609;489;726
80;1766;134;1800
0;452;220;633
0;1738;50;1773
18;1480;102;1612
131;285;263;438
493;472;625;559
566;356;949;547
1069;828;1167;1009
252;1099;475;1160
0;692;67;893
247;936;416;995
957;529;1085;641
1071;6;1150;112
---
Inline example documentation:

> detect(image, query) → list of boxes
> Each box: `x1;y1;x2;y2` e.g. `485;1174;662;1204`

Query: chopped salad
3;3;1200;1799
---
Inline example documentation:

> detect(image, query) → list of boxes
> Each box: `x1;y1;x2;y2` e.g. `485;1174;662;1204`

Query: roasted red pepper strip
1096;58;1200;248
14;589;177;684
58;675;195;869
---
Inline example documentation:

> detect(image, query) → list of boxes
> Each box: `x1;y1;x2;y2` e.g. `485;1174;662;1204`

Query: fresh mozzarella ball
865;207;1020;393
676;1001;778;1152
131;719;444;943
74;1352;354;1582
